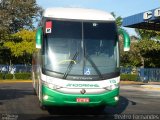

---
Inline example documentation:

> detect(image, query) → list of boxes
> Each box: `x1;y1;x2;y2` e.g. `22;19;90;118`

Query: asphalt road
0;83;160;120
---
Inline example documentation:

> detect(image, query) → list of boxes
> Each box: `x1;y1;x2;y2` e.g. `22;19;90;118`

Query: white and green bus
32;7;130;110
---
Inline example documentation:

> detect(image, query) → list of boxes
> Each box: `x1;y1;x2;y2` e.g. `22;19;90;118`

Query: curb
120;81;160;91
0;80;32;83
141;85;160;91
120;81;143;85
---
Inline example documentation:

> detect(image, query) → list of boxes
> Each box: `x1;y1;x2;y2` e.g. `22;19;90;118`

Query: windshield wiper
62;52;78;79
85;55;104;80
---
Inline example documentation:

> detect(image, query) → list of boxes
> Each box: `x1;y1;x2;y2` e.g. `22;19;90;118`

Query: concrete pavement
120;81;160;91
141;85;160;90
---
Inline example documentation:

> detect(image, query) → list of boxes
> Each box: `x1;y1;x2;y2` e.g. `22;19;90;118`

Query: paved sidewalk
141;85;160;90
0;80;32;83
120;81;160;91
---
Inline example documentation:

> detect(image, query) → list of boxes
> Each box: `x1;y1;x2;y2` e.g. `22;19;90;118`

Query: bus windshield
42;20;119;80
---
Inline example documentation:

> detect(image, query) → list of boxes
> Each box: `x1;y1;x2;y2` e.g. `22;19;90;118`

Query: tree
135;29;158;40
136;39;160;67
111;12;122;27
0;0;42;33
135;29;160;67
0;0;42;64
3;29;36;64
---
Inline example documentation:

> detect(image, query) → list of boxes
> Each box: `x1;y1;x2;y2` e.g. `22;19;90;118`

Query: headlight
104;84;119;91
44;82;62;90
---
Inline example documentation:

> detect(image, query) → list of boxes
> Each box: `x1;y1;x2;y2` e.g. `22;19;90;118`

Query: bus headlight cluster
47;83;62;90
104;84;119;91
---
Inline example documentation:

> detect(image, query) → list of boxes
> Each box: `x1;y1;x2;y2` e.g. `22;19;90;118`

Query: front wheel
39;102;47;110
33;88;37;95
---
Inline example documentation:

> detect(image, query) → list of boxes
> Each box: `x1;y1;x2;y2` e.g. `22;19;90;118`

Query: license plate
76;98;90;103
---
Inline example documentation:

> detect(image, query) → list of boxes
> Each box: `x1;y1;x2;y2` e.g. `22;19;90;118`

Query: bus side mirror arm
118;28;131;51
36;27;42;49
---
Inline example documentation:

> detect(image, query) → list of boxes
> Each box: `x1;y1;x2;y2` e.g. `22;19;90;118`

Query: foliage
4;29;36;57
0;0;42;33
0;73;31;80
0;0;42;64
136;39;160;67
3;29;36;64
134;29;160;67
135;29;158;40
0;73;13;79
120;74;138;81
120;37;160;68
111;12;122;27
14;73;31;79
120;26;160;68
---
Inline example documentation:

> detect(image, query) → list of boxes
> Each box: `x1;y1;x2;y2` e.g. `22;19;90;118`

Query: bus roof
43;7;115;21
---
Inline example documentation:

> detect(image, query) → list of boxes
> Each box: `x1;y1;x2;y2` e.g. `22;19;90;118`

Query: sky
36;0;160;36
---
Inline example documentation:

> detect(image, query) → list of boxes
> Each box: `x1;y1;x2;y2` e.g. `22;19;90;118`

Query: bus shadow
105;96;136;114
35;96;136;120
35;115;114;120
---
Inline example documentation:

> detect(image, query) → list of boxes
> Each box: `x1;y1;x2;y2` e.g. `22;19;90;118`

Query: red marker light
46;21;52;28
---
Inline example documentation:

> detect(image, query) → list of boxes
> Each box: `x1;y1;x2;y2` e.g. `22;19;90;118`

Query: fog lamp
43;95;49;100
114;96;119;101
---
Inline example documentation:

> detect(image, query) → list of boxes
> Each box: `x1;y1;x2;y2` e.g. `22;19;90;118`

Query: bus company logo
80;89;86;94
66;83;99;88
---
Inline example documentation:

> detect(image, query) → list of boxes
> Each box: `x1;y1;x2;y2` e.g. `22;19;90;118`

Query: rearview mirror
118;28;130;51
36;27;42;49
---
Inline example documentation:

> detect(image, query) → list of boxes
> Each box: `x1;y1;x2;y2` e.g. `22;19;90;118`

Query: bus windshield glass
42;20;119;79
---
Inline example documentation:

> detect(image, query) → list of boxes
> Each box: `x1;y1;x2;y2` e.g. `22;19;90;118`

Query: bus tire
39;102;46;110
33;88;37;95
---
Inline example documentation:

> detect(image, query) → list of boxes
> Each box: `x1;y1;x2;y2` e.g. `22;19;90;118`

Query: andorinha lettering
66;84;99;88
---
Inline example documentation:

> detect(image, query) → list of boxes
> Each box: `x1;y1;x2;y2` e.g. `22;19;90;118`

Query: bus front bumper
41;85;119;107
